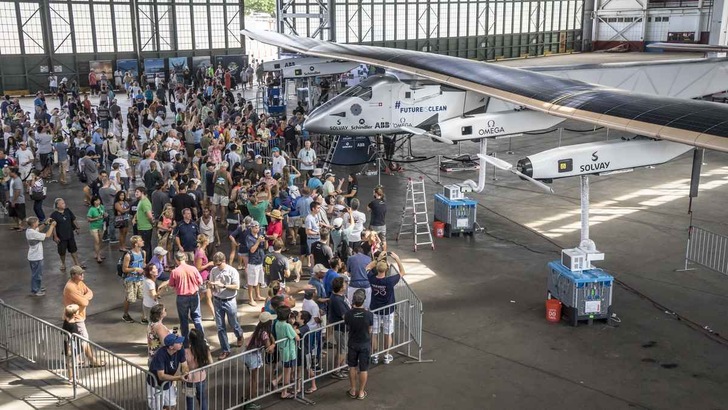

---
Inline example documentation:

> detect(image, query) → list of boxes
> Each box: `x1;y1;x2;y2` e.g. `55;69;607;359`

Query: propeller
477;154;554;194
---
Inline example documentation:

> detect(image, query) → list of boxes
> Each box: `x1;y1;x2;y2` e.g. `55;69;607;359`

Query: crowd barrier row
682;225;728;276
0;277;427;409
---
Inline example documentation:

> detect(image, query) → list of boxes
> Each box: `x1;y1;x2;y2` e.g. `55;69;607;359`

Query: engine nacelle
432;110;566;142
517;138;693;181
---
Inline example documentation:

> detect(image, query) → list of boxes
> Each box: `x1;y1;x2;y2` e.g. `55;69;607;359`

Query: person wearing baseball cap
150;246;170;281
271;146;286;176
322;172;342;198
146;332;188;409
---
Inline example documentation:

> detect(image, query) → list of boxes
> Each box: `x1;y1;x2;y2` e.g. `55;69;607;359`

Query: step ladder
321;135;340;173
396;177;434;252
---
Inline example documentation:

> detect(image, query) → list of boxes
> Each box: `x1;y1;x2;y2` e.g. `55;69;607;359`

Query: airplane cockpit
304;75;398;134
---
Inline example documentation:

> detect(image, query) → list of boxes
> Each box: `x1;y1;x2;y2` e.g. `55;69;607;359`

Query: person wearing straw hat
265;209;285;251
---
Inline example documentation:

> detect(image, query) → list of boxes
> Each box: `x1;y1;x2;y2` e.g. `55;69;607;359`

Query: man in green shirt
133;187;154;262
246;194;269;229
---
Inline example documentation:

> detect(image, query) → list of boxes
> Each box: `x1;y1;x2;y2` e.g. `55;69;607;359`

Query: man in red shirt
167;252;205;344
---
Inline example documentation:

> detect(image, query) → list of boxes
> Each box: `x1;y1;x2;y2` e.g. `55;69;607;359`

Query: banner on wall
143;58;165;85
116;59;139;78
89;60;113;76
191;56;212;73
168;57;189;83
214;54;248;78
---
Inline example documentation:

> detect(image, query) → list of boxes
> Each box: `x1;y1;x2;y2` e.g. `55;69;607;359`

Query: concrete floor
3;86;728;409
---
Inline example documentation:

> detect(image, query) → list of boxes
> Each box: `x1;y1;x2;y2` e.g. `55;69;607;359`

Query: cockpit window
340;85;372;101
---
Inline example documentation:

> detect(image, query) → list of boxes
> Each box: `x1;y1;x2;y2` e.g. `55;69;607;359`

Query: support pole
580;175;591;248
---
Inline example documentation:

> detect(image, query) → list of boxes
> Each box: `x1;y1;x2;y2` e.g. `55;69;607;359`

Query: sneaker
140;318;149;325
243;284;248;290
31;291;45;297
109;239;119;244
40;287;46;292
122;314;135;323
331;371;347;380
260;283;267;289
102;237;110;242
383;354;393;364
371;355;379;364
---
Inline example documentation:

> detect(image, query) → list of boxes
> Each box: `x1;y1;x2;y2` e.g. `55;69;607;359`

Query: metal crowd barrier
681;225;728;275
0;300;163;410
0;302;76;399
167;337;298;409
169;298;422;408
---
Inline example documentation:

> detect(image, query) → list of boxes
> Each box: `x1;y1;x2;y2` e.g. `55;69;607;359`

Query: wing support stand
563;175;605;270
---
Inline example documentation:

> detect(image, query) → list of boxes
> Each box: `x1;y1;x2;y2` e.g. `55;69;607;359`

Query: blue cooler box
547;261;613;326
433;194;477;237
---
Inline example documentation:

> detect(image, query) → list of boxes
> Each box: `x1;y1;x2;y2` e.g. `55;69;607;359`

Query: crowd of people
2;60;409;409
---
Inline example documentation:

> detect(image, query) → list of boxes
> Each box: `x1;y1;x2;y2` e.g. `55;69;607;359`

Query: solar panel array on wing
245;29;728;147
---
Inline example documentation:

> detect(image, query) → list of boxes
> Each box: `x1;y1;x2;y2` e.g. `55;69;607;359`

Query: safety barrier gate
681;225;728;276
0;277;428;409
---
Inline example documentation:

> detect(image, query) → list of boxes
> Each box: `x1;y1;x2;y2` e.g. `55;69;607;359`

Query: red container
433;221;445;238
545;299;562;323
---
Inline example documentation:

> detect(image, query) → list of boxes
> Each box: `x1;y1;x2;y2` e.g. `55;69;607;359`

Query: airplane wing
243;29;728;153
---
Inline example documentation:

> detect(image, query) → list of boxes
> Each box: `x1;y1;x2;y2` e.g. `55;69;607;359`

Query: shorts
40;153;53;167
146;383;177;410
244;350;263;370
347;344;371;371
246;264;264;286
289;216;303;228
8;203;26;219
373;312;395;335
212;194;230;206
124;280;144;303
333;330;347;352
76;320;89;339
57;238;78;255
283;359;297;368
370;225;387;242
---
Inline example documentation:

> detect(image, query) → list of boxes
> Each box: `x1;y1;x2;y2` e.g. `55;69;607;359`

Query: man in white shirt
208;252;244;360
345;198;367;248
15;141;34;182
26;216;56;296
297;140;316;172
271;147;286;176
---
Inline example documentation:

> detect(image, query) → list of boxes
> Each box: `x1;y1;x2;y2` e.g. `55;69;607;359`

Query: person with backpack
212;161;233;222
120;235;147;323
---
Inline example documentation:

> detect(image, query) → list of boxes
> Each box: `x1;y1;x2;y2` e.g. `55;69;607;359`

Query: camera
172;327;179;335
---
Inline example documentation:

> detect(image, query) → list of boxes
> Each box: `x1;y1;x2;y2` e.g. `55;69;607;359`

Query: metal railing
0;302;76;399
0;300;163;409
0;276;429;410
681;225;728;275
169;295;427;408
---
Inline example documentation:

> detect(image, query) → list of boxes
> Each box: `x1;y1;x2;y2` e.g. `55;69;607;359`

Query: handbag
30;186;46;201
114;214;129;229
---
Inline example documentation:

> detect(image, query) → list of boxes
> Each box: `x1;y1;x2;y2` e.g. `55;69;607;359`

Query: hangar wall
0;0;245;94
276;0;586;61
592;0;715;50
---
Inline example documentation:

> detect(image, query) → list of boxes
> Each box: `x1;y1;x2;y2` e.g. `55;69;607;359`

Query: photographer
366;251;405;364
26;216;56;297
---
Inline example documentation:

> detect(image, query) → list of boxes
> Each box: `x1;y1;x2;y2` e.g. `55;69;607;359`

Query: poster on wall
192;56;212;73
168;57;189;83
143;58;165;85
89;60;113;76
214;54;248;78
116;59;139;78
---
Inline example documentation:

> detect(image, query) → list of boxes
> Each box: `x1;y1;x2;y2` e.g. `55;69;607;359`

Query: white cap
333;217;343;228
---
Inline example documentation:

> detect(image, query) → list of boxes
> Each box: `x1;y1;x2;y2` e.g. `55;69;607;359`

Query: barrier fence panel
394;279;427;361
70;334;159;410
170;337;300;410
0;301;76;399
684;225;728;275
297;299;415;403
